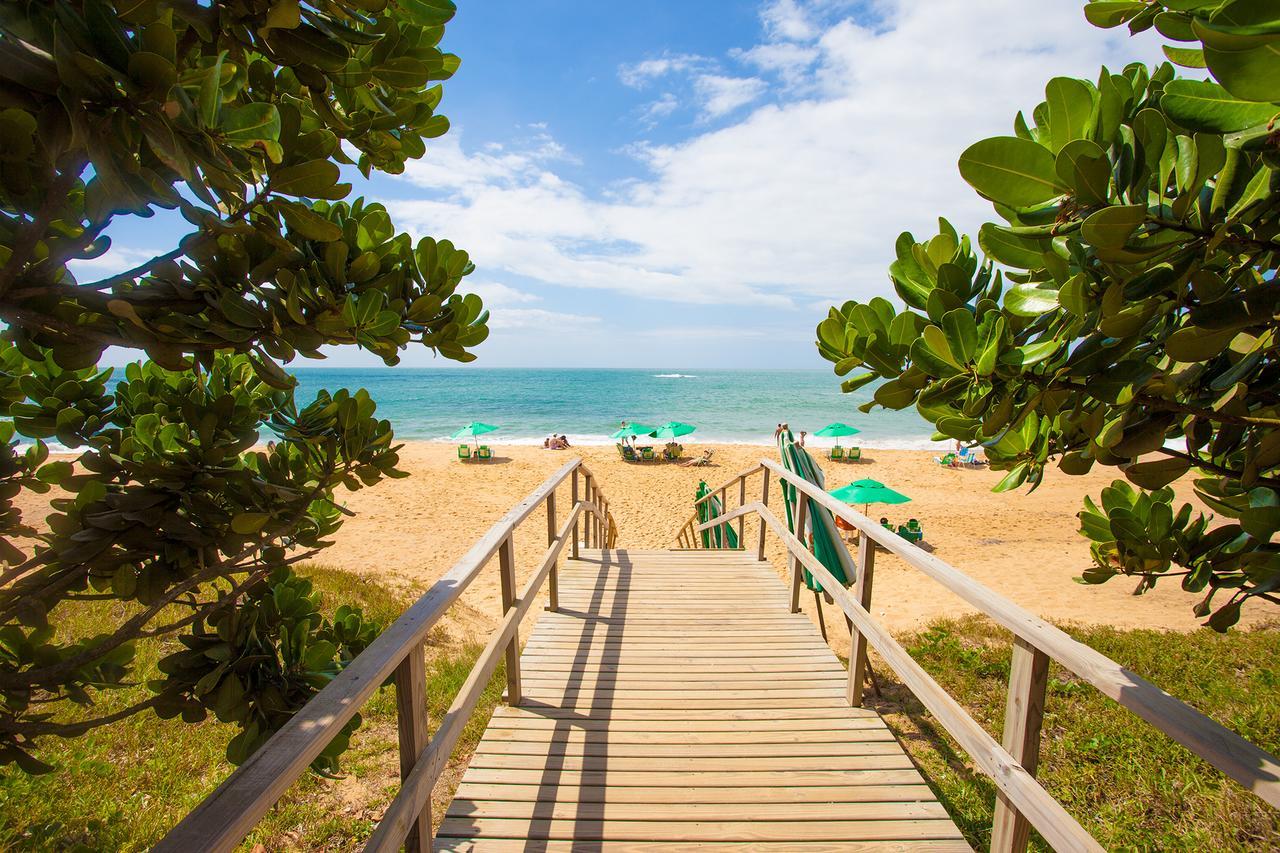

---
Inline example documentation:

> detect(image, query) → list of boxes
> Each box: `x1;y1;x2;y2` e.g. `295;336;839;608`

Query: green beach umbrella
452;422;500;448
651;421;697;441
814;421;861;448
611;423;657;441
829;478;911;512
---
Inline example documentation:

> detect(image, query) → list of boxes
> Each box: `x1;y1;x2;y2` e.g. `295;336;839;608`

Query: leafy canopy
816;0;1280;630
0;0;488;773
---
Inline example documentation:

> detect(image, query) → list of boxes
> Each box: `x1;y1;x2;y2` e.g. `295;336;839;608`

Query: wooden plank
490;706;865;721
456;768;929;788
445;800;950;822
498;534;521;706
435;817;964;842
434;839;973;852
452;782;937;805
478;728;895;745
470;741;906;759
464;754;919;772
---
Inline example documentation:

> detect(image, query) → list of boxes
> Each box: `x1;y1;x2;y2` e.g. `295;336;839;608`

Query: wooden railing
156;458;616;853
681;458;1280;853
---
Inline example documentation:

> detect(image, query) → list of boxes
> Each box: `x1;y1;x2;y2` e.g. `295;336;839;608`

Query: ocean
291;368;941;449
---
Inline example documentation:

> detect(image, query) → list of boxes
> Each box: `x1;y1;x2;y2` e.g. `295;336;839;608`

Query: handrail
158;458;617;853
686;459;1280;853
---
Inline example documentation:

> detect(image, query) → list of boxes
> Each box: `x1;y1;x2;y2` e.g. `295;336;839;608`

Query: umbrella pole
813;589;827;642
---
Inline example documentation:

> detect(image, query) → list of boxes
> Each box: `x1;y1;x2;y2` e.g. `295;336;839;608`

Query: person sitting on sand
543;437;551;449
559;434;571;448
678;450;713;467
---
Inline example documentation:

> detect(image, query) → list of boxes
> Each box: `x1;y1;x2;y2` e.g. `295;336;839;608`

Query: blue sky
81;0;1163;370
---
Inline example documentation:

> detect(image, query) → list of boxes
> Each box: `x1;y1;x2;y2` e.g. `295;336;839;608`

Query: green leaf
271;160;340;197
978;223;1050;269
1045;77;1095;152
399;0;457;25
1005;285;1060;317
230;512;270;535
221;103;281;148
1163;45;1207;68
1083;1;1148;28
1160;78;1279;133
1124;457;1192;489
277;200;342;241
1203;38;1280;102
958;137;1065;207
1081;204;1146;249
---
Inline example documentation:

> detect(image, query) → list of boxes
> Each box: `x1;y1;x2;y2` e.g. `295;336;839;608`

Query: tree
0;0;489;773
815;0;1280;630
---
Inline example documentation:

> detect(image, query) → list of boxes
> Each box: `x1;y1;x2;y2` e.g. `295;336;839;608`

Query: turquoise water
291;368;940;448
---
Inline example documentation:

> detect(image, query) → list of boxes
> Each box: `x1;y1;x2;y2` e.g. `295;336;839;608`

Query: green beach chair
458;444;472;461
620;444;639;462
640;446;656;462
477;445;492;461
829;446;844;461
846;447;861;462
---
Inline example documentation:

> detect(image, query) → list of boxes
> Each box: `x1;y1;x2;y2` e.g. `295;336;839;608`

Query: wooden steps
438;549;967;851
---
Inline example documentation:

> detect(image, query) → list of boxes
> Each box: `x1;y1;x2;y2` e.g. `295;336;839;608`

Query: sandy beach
304;441;1270;654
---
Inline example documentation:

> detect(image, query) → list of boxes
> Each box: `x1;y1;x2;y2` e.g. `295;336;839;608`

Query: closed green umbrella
814;421;861;450
651;421;697;440
452;422;500;449
829;478;911;512
695;481;738;549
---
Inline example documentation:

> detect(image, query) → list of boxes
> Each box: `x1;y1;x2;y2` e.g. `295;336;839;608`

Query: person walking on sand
799;430;807;447
773;423;783;440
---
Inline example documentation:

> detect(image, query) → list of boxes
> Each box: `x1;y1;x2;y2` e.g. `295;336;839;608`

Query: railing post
584;474;594;549
788;495;808;612
498;534;521;706
737;478;746;545
545;490;558;612
717;487;728;547
757;468;770;562
393;646;430;853
991;637;1050;853
848;530;876;706
571;469;580;559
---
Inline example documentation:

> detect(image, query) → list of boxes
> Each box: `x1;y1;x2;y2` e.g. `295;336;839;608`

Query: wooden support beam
789;496;808;613
545;491;558;611
991;637;1050;853
571;470;580;559
757;468;770;562
848;531;876;707
498;535;521;705
738;478;746;544
393;647;429;853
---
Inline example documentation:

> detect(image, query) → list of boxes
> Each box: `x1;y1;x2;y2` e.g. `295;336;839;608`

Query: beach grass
0;564;504;851
872;615;1280;851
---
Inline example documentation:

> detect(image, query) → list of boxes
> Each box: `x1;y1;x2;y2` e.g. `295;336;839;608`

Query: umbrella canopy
829;478;911;507
814;422;861;444
651;421;697;441
452;422;500;440
611;423;658;440
453;417;496;445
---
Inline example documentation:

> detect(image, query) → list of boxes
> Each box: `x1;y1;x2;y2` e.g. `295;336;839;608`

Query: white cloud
640;92;680;126
732;42;820;87
761;0;820;41
486;308;600;330
385;0;1163;320
67;246;163;281
465;281;542;306
694;75;768;119
619;53;708;88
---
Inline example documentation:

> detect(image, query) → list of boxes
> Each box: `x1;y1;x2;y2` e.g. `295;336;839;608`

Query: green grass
871;615;1280;851
0;565;505;852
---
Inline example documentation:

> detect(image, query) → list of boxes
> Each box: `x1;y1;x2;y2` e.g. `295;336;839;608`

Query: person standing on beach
799;430;807;447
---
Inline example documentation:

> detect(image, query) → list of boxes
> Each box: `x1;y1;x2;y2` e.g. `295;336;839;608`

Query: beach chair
828;446;844;461
679;450;713;467
640;446;656;462
458;444;472;461
934;452;956;467
898;521;923;543
846;447;861;462
621;444;639;462
880;517;894;531
662;444;681;461
477;445;492;461
616;443;628;460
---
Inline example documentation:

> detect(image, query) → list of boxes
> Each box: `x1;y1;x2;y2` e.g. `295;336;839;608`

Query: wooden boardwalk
437;548;968;851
